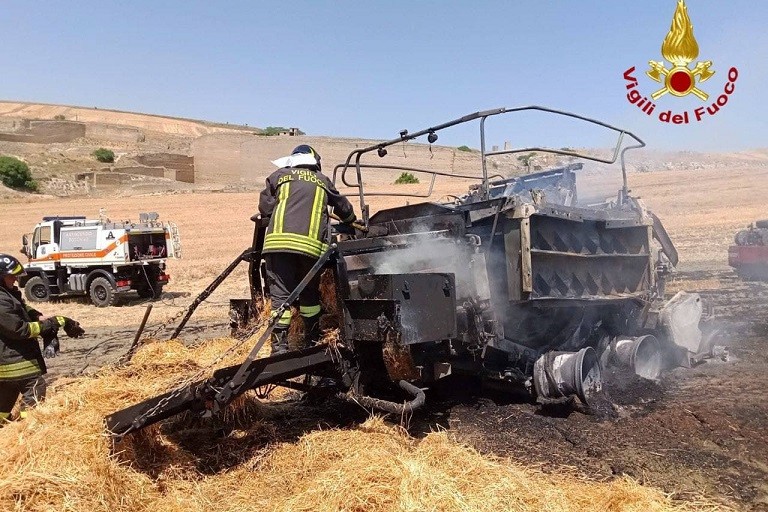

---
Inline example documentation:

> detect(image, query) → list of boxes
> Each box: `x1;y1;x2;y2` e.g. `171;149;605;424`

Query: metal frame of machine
106;106;706;439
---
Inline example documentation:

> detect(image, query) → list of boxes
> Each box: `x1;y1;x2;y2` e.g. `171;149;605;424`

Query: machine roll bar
333;106;645;225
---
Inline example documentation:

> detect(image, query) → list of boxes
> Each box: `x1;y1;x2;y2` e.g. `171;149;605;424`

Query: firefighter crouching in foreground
258;145;357;355
0;254;84;423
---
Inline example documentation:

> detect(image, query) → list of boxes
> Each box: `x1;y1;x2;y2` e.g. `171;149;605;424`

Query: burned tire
89;277;116;307
24;276;50;303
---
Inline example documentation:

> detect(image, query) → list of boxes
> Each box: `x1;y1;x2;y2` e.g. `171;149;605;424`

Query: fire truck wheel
24;276;50;303
89;277;116;307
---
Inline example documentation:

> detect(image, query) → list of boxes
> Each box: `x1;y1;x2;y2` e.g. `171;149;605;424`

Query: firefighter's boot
270;328;289;356
302;313;322;348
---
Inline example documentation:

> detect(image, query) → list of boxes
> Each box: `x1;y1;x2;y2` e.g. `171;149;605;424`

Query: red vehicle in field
728;220;768;280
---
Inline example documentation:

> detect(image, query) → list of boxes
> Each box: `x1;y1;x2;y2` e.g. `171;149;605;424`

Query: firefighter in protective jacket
0;254;84;422
258;145;356;355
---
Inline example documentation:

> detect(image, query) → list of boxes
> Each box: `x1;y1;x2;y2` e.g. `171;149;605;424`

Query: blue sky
1;1;765;152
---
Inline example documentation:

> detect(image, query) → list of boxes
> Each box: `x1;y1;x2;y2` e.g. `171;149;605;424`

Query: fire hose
337;380;426;415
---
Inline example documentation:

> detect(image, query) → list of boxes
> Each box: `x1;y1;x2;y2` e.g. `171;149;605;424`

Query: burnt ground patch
416;270;768;510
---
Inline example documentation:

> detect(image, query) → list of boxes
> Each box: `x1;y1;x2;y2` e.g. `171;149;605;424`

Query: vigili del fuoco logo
622;0;739;124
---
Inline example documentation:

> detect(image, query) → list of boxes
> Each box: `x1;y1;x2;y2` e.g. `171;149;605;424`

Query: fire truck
728;220;768;280
19;212;181;307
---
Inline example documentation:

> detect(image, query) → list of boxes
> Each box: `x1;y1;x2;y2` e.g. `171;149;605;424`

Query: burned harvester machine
107;107;705;439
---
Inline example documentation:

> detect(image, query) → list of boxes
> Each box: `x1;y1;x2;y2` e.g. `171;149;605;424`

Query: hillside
0;100;260;137
1;100;767;200
0;100;262;195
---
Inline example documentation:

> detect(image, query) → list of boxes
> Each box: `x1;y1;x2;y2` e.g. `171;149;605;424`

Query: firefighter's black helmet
292;144;321;171
0;254;26;277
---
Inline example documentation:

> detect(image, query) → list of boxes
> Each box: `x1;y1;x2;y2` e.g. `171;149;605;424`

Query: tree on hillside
260;126;306;136
0;156;38;191
394;172;420;184
92;148;115;163
517;152;536;166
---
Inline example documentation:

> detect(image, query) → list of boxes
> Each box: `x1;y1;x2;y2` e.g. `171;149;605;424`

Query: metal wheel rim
94;285;108;301
31;284;47;299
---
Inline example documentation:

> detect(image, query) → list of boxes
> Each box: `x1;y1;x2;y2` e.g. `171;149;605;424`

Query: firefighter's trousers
263;253;323;329
0;375;46;422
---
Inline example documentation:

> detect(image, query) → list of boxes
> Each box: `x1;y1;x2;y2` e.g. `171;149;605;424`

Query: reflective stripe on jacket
258;166;355;258
0;286;46;380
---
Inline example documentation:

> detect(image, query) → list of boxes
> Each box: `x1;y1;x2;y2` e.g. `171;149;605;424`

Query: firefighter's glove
39;317;60;337
25;306;42;322
42;334;60;359
342;213;357;225
57;316;85;338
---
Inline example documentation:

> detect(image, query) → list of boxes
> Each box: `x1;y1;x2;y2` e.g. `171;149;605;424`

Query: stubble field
2;166;762;336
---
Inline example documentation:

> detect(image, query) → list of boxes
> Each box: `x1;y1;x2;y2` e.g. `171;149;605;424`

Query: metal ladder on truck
168;222;182;259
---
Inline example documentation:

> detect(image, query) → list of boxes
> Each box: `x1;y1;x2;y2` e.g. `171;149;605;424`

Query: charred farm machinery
106;106;707;439
729;220;768;280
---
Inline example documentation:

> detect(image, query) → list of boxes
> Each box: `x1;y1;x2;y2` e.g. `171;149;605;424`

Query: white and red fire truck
19;212;181;307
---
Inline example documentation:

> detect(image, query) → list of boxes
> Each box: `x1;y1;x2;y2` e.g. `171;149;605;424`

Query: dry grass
0;336;729;512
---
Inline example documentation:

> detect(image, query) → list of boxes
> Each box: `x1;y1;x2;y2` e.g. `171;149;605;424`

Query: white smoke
362;221;499;348
369;235;479;301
